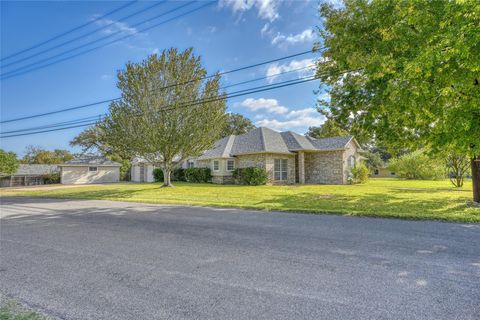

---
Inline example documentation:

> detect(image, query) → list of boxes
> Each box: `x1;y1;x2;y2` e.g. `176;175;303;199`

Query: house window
374;169;379;175
274;159;288;181
348;155;356;168
213;160;219;171
187;160;195;168
227;159;235;171
89;167;98;172
390;172;396;176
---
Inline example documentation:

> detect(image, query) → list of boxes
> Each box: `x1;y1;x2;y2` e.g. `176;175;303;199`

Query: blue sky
1;0;327;156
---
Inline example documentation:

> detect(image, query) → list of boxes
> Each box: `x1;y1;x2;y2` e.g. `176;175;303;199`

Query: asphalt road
1;197;479;320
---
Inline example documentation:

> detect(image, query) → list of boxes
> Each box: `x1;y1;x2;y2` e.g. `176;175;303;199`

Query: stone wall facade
203;153;296;185
342;140;361;183
264;153;296;184
235;154;266;169
304;151;344;184
194;148;358;185
196;159;235;184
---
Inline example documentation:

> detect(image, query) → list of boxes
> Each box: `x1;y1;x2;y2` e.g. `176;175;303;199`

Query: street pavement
1;196;479;320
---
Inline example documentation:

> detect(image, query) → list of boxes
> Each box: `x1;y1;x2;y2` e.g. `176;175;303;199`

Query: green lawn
0;301;47;320
1;178;478;223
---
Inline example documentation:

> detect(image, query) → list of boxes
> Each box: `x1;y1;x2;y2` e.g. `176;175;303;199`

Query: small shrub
184;168;211;183
43;172;60;184
153;168;164;182
173;168;186;181
119;159;131;181
446;153;470;187
348;163;370;184
388;150;445;180
232;167;268;185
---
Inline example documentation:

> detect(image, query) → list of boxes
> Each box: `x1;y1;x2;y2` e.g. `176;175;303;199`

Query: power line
0;50;314;123
1;75;319;138
0;1;137;62
222;64;315;89
2;1;167;69
1;1;211;79
0;115;102;135
0;97;118;124
1;65;317;135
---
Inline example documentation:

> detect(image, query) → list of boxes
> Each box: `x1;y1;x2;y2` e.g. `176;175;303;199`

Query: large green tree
221;113;256;137
21;146;73;164
306;119;349;139
315;0;480;201
101;48;226;187
0;149;19;175
70;122;133;180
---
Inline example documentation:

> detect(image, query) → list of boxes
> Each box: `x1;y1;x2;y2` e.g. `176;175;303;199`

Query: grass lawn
0;301;47;320
1;178;478;223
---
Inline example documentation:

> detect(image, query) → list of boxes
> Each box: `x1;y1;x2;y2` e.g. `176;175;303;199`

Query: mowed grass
0;301;48;320
1;178;478;223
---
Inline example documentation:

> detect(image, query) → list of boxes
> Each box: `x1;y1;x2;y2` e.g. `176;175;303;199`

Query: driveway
1;197;479;320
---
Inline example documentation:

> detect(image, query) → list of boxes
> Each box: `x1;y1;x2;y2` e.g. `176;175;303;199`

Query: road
1;197;479;320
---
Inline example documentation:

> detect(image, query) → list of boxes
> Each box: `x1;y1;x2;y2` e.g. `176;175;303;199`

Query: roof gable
62;156;121;166
230;127;291;155
14;164;59;176
307;135;353;150
197;128;358;159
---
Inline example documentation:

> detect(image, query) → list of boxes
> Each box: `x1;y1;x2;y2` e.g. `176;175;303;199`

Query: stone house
131;127;363;185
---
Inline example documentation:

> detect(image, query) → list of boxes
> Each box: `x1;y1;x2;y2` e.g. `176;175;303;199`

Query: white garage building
59;156;121;185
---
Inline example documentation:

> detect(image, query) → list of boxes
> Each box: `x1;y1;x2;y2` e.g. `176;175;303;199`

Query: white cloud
285;107;317;119
236;98;288;114
220;0;280;22
256;108;325;131
260;23;271;37
101;74;112;80
266;58;315;83
271;29;315;48
255;0;280;21
94;18;138;36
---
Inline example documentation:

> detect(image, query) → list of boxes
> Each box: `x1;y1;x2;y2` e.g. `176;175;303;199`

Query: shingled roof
60;156;121;166
198;127;356;159
12;164;59;176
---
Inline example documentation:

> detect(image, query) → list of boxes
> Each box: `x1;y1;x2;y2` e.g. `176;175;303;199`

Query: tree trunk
162;167;174;188
472;156;480;203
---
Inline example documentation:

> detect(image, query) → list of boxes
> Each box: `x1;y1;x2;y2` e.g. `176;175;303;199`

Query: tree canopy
101;48;226;187
315;0;480;154
21;146;73;164
221;113;256;137
306;119;349;139
0;149;19;175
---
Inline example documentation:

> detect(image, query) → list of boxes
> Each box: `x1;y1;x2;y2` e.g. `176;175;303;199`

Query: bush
173;168;186;181
232;167;268;185
348;163;369;184
43;172;60;184
119;159;131;181
153;168;164;182
388;150;445;180
184;168;211;183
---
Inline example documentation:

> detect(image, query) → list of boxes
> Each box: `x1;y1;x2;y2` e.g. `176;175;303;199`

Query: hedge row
152;167;211;183
232;167;267;185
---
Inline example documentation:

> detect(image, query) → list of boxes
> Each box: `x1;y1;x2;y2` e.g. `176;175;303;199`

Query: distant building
372;167;396;178
0;164;59;187
59;156;121;184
